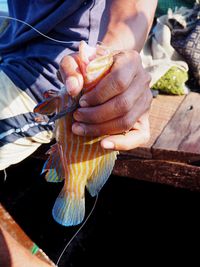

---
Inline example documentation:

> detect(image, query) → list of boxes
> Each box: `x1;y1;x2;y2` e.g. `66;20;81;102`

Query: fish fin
43;167;64;183
43;89;59;99
86;151;118;197
34;95;60;115
41;144;64;183
52;188;85;226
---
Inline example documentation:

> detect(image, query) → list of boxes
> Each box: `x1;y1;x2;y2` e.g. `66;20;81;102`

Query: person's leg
0;71;54;170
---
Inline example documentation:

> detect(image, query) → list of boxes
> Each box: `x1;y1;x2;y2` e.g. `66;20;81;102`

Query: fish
34;41;118;226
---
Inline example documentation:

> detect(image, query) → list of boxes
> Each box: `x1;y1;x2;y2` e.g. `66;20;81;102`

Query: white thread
3;169;7;182
55;194;99;267
0;15;79;44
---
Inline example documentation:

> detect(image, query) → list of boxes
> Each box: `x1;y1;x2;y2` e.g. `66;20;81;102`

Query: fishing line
55;194;99;267
3;169;7;182
0;15;78;44
0;169;7;182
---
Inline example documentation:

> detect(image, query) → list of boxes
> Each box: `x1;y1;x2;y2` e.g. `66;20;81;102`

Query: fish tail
52;188;85;226
41;143;64;183
86;151;118;197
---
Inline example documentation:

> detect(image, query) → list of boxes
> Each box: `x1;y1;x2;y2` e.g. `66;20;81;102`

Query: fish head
34;87;70;116
78;41;114;92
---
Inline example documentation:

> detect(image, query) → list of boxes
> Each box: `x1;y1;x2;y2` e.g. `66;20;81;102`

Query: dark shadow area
0;157;200;266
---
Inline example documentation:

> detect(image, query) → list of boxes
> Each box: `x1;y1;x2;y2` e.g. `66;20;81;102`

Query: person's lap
0;71;53;170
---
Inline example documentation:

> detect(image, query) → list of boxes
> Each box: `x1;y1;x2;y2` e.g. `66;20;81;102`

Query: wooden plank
0;204;55;266
113;157;200;191
121;94;185;158
153;92;200;162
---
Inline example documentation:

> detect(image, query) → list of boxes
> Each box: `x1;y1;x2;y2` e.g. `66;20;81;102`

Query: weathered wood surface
0;204;55;265
121;94;185;159
113;156;200;191
122;92;200;163
153;92;200;163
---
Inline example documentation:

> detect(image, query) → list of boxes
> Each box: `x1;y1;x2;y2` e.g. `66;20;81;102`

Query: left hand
59;50;152;151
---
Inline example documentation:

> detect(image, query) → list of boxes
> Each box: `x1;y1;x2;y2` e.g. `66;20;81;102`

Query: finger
101;112;150;150
72;92;151;136
101;128;150;151
59;54;84;97
79;50;141;107
74;78;152;124
72;105;140;137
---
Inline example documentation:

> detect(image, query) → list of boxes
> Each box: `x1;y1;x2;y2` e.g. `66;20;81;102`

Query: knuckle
129;50;141;66
146;72;152;85
82;109;103;123
59;54;77;73
109;71;126;94
115;95;132;114
121;115;133;131
141;91;152;111
116;77;128;92
90;111;104;123
95;89;107;104
144;71;151;87
60;56;69;69
85;125;100;136
141;70;151;88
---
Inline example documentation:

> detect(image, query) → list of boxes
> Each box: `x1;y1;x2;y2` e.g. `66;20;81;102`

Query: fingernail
79;98;89;107
66;77;79;95
72;124;85;136
101;140;115;149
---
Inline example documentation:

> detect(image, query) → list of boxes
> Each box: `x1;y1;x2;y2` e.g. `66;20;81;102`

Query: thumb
59;54;84;97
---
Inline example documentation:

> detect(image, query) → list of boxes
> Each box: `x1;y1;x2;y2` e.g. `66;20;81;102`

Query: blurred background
0;0;8;12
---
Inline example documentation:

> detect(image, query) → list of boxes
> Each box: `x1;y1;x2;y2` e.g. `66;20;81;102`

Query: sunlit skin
59;0;158;151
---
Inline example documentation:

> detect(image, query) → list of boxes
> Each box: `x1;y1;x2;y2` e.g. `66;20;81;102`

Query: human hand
59;49;152;151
